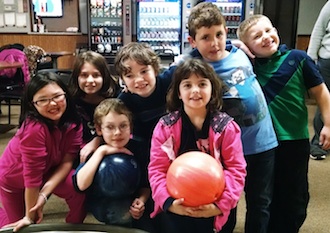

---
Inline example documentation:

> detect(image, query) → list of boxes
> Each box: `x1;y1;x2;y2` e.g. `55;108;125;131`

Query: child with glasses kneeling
0;71;86;232
72;98;150;231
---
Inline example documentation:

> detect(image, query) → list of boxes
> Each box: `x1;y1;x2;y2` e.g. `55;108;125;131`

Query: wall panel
0;34;88;69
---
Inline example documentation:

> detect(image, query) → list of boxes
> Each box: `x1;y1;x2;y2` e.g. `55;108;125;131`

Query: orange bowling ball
166;151;225;207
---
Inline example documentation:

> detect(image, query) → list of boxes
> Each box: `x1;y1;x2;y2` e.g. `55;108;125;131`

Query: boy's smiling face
97;111;131;149
188;24;229;62
121;59;157;98
244;19;280;58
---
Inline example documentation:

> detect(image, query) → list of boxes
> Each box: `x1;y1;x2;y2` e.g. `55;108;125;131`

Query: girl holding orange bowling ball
148;59;247;233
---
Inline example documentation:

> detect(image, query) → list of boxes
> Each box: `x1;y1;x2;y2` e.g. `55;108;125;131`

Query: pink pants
0;169;86;227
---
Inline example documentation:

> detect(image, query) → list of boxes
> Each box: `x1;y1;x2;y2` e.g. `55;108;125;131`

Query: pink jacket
0;119;82;190
148;110;246;231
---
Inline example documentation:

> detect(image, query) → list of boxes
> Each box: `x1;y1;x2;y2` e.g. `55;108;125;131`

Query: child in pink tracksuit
0;71;86;232
148;59;246;233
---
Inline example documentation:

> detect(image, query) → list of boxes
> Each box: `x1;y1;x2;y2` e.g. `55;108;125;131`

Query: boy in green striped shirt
237;14;330;233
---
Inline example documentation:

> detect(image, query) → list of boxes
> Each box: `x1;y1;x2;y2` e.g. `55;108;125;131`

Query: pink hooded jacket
148;110;246;231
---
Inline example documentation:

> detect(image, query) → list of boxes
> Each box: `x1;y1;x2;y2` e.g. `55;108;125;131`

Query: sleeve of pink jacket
148;120;175;217
20;122;82;188
213;120;246;231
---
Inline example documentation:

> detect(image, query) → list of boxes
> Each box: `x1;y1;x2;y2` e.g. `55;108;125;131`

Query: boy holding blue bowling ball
72;98;151;230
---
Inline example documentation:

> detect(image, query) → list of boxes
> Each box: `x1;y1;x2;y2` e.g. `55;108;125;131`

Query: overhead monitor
32;0;63;17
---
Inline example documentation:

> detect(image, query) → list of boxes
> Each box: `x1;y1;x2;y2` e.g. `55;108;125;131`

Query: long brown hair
69;51;118;98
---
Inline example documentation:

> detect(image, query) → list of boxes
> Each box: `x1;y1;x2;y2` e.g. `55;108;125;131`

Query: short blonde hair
237;14;272;43
94;98;133;129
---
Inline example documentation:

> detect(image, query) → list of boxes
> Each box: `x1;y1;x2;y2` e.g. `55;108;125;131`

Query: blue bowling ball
88;196;133;227
94;153;140;198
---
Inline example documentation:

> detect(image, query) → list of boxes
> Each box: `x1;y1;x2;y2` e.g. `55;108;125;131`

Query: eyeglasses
33;93;66;107
101;123;130;134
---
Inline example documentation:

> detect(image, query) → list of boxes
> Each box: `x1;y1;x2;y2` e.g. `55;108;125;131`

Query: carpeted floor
0;103;329;233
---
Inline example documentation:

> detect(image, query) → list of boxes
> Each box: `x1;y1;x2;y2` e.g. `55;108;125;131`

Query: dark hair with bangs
166;58;224;112
114;42;161;77
19;71;80;131
188;2;227;39
69;51;118;99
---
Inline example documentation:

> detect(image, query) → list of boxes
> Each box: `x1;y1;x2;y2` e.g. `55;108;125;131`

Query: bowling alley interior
0;0;330;232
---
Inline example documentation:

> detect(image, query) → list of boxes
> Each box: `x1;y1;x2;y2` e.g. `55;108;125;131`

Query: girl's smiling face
32;83;67;123
78;62;104;96
179;73;212;114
